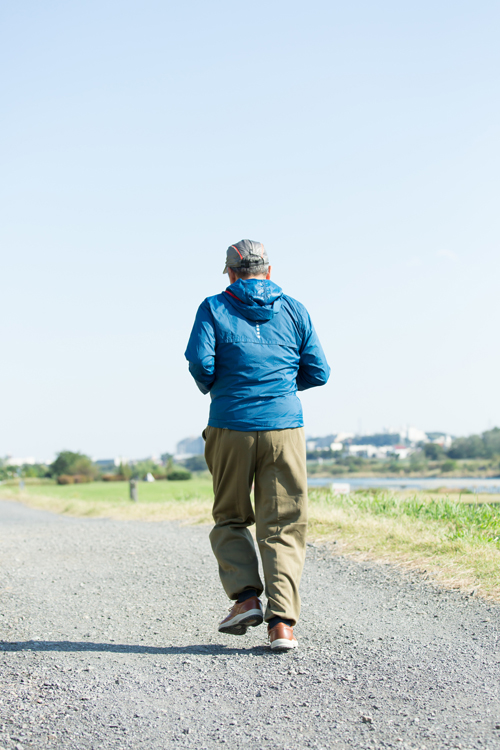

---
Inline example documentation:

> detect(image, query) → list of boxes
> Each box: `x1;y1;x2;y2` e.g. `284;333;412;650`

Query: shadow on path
0;640;278;656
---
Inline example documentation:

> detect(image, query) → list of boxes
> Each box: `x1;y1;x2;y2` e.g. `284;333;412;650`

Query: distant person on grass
185;240;330;650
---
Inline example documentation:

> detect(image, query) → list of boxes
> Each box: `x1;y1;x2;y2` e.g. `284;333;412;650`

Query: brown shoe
218;596;264;635
268;622;298;650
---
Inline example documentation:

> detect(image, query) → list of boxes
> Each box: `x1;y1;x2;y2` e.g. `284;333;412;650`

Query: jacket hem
207;419;304;432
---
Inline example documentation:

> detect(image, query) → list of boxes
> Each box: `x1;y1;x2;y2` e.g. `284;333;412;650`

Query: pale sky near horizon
1;1;499;461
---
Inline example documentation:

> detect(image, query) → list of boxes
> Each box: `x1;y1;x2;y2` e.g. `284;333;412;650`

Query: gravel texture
0;498;499;750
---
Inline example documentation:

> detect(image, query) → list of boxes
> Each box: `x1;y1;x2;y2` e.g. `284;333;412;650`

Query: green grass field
10;477;214;504
2;479;499;600
1;478;215;522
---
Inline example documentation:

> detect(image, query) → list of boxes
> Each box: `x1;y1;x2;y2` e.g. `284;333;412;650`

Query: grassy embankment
2;479;499;600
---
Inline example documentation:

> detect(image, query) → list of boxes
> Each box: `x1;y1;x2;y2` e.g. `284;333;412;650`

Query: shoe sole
270;638;298;650
218;609;264;635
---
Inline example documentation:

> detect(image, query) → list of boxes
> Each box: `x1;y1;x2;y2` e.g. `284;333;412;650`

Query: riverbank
308;488;500;601
307;456;500;479
310;476;500;494
308;470;500;479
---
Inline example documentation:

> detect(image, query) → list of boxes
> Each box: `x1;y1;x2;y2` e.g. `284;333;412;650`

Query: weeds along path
0;498;499;750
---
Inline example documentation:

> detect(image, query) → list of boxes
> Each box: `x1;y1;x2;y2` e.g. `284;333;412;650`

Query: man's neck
234;276;267;281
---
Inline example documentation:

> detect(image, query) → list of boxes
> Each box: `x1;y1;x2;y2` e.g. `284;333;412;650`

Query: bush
58;474;92;484
118;463;132;480
102;474;126;482
132;460;162;478
328;465;346;475
441;459;457;473
22;463;50;478
306;463;320;475
181;455;208;472
73;474;92;483
57;475;75;485
448;435;485;459
50;451;97;480
423;443;444;460
409;450;427;471
166;469;192;481
483;427;500;457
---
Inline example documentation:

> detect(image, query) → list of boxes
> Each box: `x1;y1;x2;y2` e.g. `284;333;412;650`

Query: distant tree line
49;451;208;482
423;428;500;461
446;428;500;459
0;449;210;483
0;460;50;481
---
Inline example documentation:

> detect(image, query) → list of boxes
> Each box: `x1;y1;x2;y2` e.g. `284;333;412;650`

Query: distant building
428;433;453;449
94;457;127;469
389;445;413;460
347;444;381;459
334;432;355;444
5;455;36;467
306;434;336;451
128;455;161;466
176;435;204;456
307;425;448;458
400;426;428;444
306;433;354;451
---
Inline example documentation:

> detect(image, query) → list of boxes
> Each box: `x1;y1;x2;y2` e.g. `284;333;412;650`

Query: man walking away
185;240;330;650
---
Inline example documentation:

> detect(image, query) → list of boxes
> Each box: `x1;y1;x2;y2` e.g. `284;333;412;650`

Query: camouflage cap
223;239;269;274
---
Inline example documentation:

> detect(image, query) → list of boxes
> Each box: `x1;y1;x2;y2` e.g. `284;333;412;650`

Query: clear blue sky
1;1;499;460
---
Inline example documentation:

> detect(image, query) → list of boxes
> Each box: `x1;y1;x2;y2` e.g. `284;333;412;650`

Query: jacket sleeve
184;300;216;395
296;313;330;391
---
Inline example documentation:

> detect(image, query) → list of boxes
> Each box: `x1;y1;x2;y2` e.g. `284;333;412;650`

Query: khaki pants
203;426;308;625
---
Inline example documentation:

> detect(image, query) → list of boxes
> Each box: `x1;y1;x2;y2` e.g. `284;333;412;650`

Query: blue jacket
185;279;330;431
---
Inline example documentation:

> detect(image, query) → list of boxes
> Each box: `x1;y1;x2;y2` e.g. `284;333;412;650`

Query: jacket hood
224;279;283;321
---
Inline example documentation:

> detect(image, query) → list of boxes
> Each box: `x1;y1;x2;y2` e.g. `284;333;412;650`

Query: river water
308;476;500;494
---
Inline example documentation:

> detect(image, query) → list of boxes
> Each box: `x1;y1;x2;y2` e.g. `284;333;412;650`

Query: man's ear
266;265;272;280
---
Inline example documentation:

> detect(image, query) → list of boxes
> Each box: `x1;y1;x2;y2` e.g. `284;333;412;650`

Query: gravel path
1;498;499;750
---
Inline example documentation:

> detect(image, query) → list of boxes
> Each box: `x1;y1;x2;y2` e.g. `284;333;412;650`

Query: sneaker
218;596;264;635
268;622;298;650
